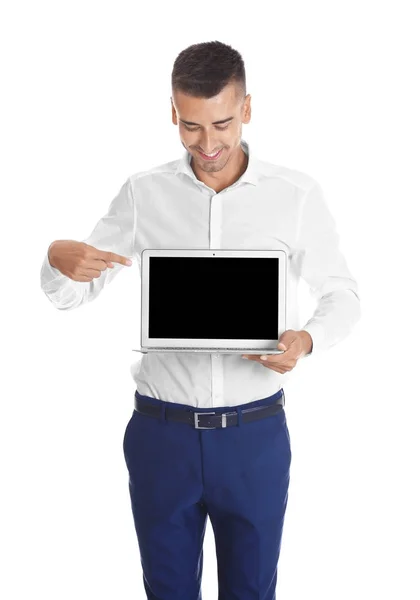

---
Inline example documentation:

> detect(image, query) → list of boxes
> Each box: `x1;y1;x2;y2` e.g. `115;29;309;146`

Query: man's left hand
241;329;313;374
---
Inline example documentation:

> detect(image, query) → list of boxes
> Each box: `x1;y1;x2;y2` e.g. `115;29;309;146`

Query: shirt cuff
301;322;326;357
40;251;65;285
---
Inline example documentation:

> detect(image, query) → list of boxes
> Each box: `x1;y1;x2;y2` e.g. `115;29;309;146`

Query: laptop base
132;348;285;354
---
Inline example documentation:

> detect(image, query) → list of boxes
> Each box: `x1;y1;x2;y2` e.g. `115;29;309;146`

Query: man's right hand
47;240;132;282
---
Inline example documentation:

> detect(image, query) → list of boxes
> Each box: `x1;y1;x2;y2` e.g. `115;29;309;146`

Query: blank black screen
148;257;279;340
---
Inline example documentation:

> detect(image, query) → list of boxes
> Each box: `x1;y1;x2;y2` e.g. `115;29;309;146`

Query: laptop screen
148;257;279;340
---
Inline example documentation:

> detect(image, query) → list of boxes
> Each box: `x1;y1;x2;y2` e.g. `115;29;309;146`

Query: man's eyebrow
179;116;234;126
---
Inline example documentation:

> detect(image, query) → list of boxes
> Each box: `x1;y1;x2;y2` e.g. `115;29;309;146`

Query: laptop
132;248;288;355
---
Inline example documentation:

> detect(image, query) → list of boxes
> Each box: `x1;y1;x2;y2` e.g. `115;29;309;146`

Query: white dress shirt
40;139;361;408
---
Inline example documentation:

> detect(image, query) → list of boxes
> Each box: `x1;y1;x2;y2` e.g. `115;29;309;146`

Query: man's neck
191;147;248;193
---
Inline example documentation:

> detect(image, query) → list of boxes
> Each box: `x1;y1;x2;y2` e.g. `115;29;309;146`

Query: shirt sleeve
295;180;361;356
40;176;135;310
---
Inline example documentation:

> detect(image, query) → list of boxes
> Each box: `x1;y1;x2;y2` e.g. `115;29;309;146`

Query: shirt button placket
209;191;224;407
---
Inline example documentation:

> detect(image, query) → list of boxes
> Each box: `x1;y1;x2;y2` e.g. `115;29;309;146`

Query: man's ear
171;98;177;126
242;94;251;124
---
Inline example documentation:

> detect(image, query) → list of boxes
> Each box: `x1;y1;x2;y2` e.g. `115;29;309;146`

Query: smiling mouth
197;148;223;160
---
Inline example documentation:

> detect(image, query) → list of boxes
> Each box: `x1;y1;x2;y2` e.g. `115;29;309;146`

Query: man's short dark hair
171;40;246;102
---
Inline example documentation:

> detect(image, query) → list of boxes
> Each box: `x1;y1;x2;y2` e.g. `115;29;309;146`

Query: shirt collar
175;138;259;187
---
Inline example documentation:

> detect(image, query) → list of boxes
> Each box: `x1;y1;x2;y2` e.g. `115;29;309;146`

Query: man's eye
184;124;229;132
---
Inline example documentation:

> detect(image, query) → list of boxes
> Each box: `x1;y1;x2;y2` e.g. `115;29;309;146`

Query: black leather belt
134;389;285;429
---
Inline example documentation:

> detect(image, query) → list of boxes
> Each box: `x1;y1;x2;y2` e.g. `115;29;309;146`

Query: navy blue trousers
123;387;291;600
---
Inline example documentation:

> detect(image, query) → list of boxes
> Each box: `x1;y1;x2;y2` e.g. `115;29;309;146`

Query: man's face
171;83;251;174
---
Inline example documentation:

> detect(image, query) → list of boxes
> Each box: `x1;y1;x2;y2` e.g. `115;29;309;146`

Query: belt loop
236;407;243;427
160;403;167;423
282;389;286;406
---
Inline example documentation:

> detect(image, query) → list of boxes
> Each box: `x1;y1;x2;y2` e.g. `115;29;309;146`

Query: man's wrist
298;330;313;357
48;242;57;269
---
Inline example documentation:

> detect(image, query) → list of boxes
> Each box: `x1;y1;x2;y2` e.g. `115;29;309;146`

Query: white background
2;1;419;598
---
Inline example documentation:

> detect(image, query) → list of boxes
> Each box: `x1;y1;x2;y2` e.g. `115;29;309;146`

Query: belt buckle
194;411;216;429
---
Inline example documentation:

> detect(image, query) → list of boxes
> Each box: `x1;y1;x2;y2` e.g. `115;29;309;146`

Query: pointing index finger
98;250;132;266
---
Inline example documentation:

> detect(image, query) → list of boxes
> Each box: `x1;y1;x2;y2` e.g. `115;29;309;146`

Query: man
41;40;361;600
